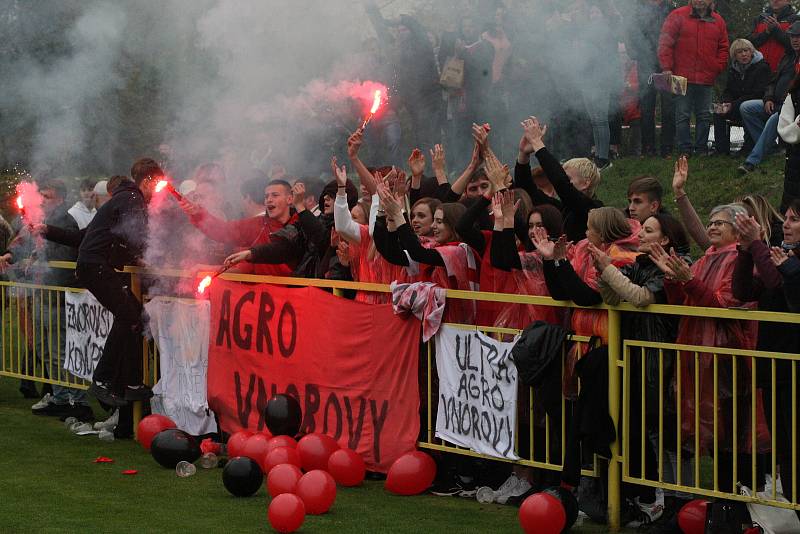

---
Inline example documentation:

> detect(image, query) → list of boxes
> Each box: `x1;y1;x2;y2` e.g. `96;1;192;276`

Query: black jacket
527;147;602;242
75;180;147;269
778;255;800;312
764;49;799;104
721;53;772;119
250;211;333;279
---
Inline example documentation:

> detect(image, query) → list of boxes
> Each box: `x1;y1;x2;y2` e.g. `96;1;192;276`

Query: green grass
597;152;785;218
0;377;629;534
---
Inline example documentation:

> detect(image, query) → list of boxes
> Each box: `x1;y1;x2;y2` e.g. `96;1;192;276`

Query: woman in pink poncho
650;203;768;493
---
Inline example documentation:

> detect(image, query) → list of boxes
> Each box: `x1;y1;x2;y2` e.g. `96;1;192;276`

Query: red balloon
297;433;340;472
678;499;709;534
295;470;337;515
267;435;297;452
327;448;366;487
242;434;271;470
267;463;303;498
267;493;305;534
226;431;254;458
264;446;302;474
137;414;176;450
384;451;436;496
519;493;566;534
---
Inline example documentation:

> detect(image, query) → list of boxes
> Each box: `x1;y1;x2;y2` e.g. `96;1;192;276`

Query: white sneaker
625;497;665;528
496;475;532;504
93;409;119;431
32;393;52;410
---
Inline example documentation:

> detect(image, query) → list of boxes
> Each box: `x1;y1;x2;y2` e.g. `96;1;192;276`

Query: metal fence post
130;270;145;439
606;307;622;531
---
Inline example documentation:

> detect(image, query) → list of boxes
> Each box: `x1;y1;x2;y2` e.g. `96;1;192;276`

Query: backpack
510;321;570;387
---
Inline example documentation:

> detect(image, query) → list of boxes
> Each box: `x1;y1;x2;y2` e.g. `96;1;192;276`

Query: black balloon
222;457;263;497
150;429;201;469
265;394;302;437
543;486;579;532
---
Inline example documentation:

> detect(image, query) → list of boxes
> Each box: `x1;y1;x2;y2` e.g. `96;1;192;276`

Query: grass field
0;377;631;534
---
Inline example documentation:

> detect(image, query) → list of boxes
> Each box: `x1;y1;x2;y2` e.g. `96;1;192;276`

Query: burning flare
197;275;213;294
361;89;384;130
155;179;183;201
16;195;24;210
370;89;382;114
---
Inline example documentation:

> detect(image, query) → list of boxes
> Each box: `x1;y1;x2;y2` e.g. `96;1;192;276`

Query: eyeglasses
707;220;733;229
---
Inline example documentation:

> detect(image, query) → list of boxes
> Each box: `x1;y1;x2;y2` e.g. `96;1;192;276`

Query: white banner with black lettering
64;291;113;381
434;325;519;460
145;297;217;436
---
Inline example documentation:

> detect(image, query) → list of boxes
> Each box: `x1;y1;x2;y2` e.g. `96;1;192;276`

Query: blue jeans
581;87;610;160
675;84;712;153
740;99;780;166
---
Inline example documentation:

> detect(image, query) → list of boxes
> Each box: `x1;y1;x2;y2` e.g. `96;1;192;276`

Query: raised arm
347;130;377;195
332;160;362;243
672;155;711;249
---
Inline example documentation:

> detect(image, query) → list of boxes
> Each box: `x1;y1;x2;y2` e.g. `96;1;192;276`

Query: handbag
439;56;464;89
649;73;688;96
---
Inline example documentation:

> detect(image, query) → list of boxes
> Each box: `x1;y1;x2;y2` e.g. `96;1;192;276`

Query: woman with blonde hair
713;38;771;155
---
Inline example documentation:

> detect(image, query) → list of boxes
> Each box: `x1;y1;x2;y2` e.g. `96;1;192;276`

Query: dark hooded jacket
721;50;772;119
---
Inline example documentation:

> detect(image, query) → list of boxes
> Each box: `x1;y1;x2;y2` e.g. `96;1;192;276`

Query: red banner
207;280;421;472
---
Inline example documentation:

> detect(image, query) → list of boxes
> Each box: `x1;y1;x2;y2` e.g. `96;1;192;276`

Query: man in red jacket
658;0;729;155
179;179;296;276
749;0;798;73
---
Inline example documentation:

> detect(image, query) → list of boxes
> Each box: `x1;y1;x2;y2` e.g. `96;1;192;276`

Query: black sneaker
124;384;153;401
89;382;127;407
32;401;73;417
430;475;476;497
594;157;612;171
738;162;755;174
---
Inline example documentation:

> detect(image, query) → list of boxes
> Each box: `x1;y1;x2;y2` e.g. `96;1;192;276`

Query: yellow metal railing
1;262;798;531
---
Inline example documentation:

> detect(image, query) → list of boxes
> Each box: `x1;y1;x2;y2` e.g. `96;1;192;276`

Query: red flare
370;89;382;114
197;275;212;294
361;89;384;130
155;180;183;201
16;195;24;210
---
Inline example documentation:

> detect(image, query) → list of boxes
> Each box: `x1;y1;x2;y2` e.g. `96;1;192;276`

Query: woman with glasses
650;203;767;495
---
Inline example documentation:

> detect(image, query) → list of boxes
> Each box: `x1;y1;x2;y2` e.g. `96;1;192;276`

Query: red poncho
666;242;767;453
348;225;408;304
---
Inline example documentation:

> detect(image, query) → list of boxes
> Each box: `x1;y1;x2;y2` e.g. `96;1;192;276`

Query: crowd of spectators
2;1;800;531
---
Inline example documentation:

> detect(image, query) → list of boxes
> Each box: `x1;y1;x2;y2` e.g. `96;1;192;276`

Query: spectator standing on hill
658;0;729;155
627;0;676;158
749;0;798;73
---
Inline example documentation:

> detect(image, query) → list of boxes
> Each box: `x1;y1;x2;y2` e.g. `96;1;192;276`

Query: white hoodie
67;201;96;229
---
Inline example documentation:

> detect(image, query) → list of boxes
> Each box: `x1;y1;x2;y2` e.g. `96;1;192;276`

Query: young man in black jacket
44;159;159;407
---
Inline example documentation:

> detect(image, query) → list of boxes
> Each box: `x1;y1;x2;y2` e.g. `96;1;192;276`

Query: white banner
145;297;217;436
434;325;519;460
64;291;113;381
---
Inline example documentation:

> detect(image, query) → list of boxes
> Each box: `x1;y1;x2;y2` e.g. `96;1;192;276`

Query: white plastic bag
741;475;800;534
